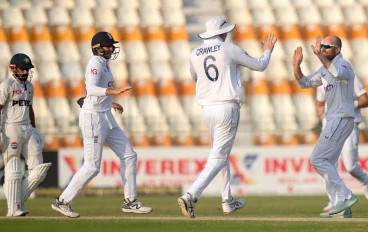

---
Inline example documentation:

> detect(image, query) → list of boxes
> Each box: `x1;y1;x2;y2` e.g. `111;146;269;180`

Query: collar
10;75;26;84
203;36;223;44
331;53;343;64
95;55;109;63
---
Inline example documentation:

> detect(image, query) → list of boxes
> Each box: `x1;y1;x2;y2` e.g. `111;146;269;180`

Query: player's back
190;38;242;106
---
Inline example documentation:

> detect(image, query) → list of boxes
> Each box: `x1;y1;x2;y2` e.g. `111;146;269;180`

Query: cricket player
51;32;152;218
177;17;277;218
316;75;368;213
0;53;52;216
292;35;358;217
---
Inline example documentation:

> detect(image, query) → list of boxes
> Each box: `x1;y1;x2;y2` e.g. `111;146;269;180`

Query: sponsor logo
229;154;255;185
341;65;347;69
94;136;98;143
11;142;18;149
107;81;114;87
322;73;326;77
324;84;333;93
12;100;30;106
12;90;24;95
91;68;98;75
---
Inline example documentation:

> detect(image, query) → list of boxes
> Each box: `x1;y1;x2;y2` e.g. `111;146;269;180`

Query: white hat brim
198;24;236;39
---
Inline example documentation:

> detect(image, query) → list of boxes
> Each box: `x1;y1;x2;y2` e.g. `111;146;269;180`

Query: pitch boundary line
0;216;368;222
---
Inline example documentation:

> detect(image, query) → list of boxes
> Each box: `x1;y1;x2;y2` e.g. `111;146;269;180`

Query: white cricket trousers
326;122;368;204
60;110;137;204
311;117;354;205
188;103;239;201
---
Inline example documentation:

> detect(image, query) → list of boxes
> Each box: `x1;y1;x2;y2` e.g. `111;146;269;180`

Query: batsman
0;53;51;216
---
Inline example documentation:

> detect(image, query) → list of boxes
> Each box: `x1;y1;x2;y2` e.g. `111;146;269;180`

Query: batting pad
4;157;22;215
22;163;52;202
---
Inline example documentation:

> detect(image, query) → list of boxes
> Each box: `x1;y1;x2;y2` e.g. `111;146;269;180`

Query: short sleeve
0;81;10;105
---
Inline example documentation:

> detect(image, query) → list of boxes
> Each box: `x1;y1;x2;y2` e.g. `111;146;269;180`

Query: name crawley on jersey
196;45;221;56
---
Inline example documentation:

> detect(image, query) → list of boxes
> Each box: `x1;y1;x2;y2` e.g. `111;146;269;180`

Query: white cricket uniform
317;76;368;204
60;56;137;203
187;36;272;200
0;76;43;170
0;75;45;215
297;53;355;204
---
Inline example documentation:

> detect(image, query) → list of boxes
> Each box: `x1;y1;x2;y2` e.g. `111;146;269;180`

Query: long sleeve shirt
297;53;355;120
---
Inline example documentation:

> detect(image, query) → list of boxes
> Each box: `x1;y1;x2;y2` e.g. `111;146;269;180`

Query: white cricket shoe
177;193;197;219
6;210;27;217
122;199;152;214
323;202;333;212
222;198;246;215
51;198;80;218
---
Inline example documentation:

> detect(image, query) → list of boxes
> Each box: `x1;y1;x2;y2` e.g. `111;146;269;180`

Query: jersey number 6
204;55;219;82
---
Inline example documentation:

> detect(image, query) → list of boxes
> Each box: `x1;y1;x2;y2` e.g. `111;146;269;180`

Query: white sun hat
198;17;236;39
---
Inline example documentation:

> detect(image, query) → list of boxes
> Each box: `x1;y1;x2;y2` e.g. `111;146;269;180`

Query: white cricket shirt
82;56;114;112
297;53;355;120
0;76;33;124
190;36;272;106
317;75;366;124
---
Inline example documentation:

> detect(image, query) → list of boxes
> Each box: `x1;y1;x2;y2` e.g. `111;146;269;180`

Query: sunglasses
320;44;338;49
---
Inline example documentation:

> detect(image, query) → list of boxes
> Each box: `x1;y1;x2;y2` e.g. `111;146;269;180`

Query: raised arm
292;46;322;89
311;35;354;81
232;34;277;71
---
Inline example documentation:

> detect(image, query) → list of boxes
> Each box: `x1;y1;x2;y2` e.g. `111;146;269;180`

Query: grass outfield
0;195;368;232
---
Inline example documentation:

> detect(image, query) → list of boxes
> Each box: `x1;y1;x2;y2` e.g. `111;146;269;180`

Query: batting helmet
91;32;120;60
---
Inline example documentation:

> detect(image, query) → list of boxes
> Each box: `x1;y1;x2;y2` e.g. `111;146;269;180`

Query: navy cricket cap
10;53;34;69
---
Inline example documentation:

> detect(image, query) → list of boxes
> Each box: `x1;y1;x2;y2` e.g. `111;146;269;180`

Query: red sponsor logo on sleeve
91;68;98;74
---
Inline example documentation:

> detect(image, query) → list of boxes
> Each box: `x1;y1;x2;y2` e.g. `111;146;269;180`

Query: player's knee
208;157;227;169
83;162;100;177
310;157;321;169
121;152;137;162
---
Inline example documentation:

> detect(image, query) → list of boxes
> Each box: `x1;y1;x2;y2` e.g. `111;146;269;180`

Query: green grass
0;195;368;232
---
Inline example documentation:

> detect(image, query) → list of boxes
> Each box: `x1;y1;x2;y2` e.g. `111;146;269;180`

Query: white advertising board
58;146;368;196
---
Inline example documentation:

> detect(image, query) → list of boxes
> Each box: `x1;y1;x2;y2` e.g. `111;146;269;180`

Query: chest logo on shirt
91;69;98;75
324;84;334;93
12;100;30;107
12;90;24;95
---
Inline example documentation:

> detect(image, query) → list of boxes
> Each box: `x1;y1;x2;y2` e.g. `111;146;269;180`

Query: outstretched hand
261;34;277;52
292;47;303;67
311;35;322;56
108;86;132;96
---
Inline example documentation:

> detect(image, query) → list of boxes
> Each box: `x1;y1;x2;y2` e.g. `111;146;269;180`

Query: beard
15;73;28;81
